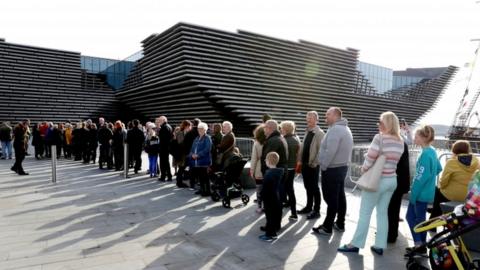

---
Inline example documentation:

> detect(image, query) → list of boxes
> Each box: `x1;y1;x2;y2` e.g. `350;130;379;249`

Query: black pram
210;154;250;208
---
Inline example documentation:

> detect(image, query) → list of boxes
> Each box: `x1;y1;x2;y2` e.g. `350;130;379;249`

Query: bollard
51;145;57;183
123;143;128;178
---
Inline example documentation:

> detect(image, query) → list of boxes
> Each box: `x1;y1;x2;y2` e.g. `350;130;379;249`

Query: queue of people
2;109;478;253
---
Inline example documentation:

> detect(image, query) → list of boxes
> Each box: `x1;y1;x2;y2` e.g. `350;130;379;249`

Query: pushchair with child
406;170;480;270
210;154;250;208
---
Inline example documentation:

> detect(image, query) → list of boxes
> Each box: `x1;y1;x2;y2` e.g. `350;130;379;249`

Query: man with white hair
217;121;236;168
157;116;173;182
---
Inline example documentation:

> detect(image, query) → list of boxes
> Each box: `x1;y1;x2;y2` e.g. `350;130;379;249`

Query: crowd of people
1;108;478;255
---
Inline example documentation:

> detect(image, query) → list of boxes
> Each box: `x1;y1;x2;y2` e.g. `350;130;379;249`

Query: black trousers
159;150;172;180
191;167;209;193
430;187;450;220
113;147;124;170
321;166;348;230
264;200;282;237
130;148;142;172
12;149;26;174
99;144;112;169
176;165;186;185
302;165;321;212
285;169;297;215
388;187;405;242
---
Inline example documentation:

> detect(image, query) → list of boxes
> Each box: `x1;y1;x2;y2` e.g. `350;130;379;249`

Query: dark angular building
0;23;457;142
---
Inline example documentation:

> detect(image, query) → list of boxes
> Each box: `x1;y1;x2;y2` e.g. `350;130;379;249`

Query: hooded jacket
317;118;354;171
439;154;479;201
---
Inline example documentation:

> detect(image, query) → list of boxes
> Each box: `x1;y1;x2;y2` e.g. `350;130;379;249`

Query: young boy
259;152;284;242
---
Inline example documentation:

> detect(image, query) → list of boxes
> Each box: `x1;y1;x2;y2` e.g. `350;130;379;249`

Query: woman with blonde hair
280;120;300;220
338;111;405;255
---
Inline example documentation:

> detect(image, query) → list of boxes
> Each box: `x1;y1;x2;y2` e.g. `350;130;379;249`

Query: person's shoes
306;211;320;219
167;177;172;182
201;192;211;197
370;246;383;255
158;178;166;182
289;215;298;221
260;226;266;232
298;208;312;214
312;225;332;235
333;223;345;232
1;157;6;160
337;244;359;253
10;167;17;172
194;190;202;195
387;238;397;244
404;246;427;258
177;183;189;188
8;156;12;159
259;234;276;242
282;202;290;208
18;172;29;175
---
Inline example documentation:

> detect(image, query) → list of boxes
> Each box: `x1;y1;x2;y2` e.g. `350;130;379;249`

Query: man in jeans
0;121;13;159
297;111;325;219
313;107;353;234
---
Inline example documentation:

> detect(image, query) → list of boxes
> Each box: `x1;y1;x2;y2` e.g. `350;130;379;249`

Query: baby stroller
406;171;480;270
210;154;250;208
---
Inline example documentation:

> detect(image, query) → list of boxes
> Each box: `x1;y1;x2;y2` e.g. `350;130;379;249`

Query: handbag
355;134;386;192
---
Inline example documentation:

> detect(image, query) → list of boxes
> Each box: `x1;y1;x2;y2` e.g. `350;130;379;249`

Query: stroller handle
414;213;457;233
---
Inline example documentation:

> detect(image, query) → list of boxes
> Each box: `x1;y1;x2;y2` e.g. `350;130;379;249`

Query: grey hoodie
317;118;354;171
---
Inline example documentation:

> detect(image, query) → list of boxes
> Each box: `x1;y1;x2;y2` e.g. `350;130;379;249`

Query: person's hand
192;154;198;160
295;162;302;174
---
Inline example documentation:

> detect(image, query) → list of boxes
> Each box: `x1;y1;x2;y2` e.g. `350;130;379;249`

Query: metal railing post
124;143;128;178
51;145;57;183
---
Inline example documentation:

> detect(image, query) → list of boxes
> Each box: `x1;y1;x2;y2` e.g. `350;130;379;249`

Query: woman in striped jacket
338;111;405;256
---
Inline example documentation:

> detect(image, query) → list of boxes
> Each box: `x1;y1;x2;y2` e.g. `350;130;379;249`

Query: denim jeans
351;176;397;249
148;155;158;176
406;201;428;245
1;141;12;158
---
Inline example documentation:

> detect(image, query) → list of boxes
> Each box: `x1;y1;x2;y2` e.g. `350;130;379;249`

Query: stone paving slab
0;154;439;270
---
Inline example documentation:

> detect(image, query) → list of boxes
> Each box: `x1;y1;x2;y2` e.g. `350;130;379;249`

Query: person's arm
410;153;433;202
361;134;381;172
438;160;453;189
318;130;341;171
250;142;259;176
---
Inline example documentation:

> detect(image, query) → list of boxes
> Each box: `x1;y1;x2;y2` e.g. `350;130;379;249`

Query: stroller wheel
222;198;231;208
211;192;220;202
241;194;250;205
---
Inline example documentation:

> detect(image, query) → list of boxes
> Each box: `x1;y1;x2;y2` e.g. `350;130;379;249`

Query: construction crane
448;39;480;140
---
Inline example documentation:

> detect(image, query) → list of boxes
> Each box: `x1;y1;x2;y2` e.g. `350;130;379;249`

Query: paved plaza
1;154;425;270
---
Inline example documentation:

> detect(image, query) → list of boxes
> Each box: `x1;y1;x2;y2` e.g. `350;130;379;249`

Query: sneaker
298;207;312;214
333;223;345;232
370;246;383;255
404;246;427;258
337;244;359;253
259;234;276;242
312;225;332;235
289;215;298;221
306;211;320;220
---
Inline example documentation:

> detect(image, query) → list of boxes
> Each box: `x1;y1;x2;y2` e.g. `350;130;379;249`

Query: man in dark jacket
127;119;145;174
11;120;29;175
218;121;236;169
261;120;288;175
98;122;113;169
157;116;173;181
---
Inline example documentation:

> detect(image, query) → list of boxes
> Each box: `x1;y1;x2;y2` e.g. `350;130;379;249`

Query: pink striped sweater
362;134;404;177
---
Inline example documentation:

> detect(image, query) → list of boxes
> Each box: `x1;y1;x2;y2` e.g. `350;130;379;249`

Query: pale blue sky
1;0;480;125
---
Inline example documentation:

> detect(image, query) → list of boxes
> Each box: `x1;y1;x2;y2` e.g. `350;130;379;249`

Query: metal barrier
51;145;57;183
123;143;128;178
236;138;254;159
